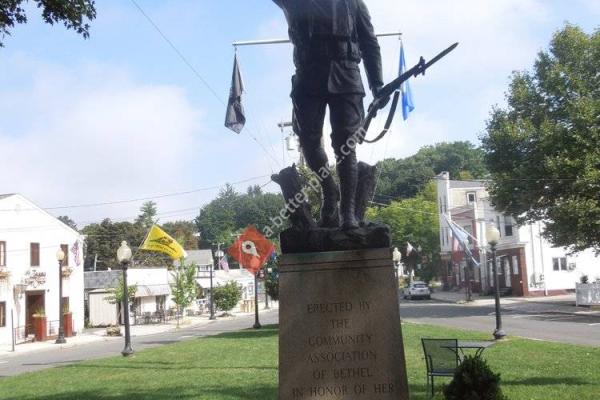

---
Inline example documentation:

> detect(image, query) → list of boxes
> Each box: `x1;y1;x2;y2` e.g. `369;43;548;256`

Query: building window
61;244;69;266
30;243;40;267
467;192;476;205
504;215;514;237
552;257;567;271
0;241;5;266
0;302;5;327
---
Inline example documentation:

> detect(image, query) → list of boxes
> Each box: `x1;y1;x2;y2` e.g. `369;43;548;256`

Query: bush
212;281;243;314
265;271;279;301
580;275;589;284
444;355;508;400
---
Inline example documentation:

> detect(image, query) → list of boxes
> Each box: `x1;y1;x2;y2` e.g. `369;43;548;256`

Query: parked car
403;281;431;300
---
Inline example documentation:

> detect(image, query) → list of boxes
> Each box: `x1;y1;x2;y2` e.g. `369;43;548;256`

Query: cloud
0;57;207;225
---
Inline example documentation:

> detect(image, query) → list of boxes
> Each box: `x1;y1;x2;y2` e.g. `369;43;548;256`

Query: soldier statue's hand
372;86;391;109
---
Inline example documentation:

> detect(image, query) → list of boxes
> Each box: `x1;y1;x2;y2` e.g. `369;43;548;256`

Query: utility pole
210;242;223;320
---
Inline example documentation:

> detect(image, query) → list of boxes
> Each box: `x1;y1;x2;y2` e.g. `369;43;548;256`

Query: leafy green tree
162;221;199;251
367;181;441;282
482;25;600;253
0;0;96;47
58;215;78;231
195;185;285;246
106;277;137;323
212;281;243;316
374;141;487;203
170;260;198;327
136;201;158;229
82;219;145;271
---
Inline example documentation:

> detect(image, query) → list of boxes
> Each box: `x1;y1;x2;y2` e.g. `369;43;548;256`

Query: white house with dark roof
0;194;84;348
436;173;599;296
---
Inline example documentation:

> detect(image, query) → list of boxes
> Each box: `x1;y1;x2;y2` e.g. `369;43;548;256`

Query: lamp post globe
486;225;506;340
117;241;134;356
55;248;66;344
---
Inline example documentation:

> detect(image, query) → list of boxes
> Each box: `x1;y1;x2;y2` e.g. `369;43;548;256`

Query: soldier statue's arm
356;0;384;97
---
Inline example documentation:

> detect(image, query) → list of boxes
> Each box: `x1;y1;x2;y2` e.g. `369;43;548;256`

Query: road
399;297;600;347
2;298;598;378
0;310;279;378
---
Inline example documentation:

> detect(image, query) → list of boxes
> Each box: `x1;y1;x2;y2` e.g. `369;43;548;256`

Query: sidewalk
430;289;600;316
1;302;278;357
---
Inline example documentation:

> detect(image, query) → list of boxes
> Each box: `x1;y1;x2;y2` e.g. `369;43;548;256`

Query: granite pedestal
279;248;409;400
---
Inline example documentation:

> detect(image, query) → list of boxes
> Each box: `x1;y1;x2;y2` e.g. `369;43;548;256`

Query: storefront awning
135;284;171;297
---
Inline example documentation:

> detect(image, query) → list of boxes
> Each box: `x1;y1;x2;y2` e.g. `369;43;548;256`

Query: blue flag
399;43;415;120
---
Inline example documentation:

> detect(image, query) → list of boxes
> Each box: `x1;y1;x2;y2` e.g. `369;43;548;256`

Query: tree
106;277;137;324
136;201;158;229
0;0;96;47
482;25;600;253
212;281;243;316
58;215;78;231
170;260;198;327
195;185;285;246
367;181;441;282
162;221;199;251
374;141;488;203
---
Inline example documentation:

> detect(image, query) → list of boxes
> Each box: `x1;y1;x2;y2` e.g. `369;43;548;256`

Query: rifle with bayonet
360;42;459;144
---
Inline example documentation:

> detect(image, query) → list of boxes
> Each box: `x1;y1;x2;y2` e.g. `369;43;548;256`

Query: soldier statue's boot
338;158;359;230
318;178;340;228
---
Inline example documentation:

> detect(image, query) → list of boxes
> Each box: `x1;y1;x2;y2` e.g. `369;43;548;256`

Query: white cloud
0;58;207;225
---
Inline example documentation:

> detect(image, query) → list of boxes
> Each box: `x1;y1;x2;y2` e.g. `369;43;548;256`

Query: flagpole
232;31;402;47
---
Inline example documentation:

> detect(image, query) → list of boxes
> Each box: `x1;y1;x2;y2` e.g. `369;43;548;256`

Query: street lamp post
263;262;270;310
212;246;223;321
55;248;66;344
486;225;506;340
117;241;134;356
253;271;261;329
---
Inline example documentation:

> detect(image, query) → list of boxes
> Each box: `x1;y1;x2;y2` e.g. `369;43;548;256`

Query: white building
85;268;173;327
0;194;84;348
436;173;599;296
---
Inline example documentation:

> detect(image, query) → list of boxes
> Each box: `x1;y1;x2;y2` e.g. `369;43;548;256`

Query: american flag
219;256;230;272
70;241;81;267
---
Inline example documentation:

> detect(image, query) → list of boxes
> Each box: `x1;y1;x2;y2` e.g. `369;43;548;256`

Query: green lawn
0;323;598;400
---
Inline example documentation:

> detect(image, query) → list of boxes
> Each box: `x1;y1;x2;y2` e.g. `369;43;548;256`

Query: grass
0;323;598;400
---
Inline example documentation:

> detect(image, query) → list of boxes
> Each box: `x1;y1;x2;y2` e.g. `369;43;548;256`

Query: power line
129;0;282;169
0;174;270;212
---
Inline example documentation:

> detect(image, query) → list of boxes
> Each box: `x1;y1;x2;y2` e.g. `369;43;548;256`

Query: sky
0;0;598;227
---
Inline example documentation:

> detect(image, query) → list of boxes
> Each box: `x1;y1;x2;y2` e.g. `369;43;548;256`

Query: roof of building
0;193;15;200
186;249;214;266
84;270;121;290
448;180;488;189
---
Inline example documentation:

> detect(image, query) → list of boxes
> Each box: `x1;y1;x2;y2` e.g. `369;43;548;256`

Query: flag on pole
219;256;230;272
399;42;415;120
70;241;81;267
443;215;479;267
140;225;187;260
406;242;414;255
225;53;246;133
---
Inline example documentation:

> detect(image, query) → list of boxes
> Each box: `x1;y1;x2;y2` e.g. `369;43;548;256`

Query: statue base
279;248;409;400
280;223;391;254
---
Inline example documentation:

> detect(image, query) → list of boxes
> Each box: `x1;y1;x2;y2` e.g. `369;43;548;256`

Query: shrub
212;281;243;314
444;355;508;400
580;275;589;284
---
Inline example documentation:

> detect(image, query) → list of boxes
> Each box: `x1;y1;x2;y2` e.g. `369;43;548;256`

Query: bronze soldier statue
273;0;386;230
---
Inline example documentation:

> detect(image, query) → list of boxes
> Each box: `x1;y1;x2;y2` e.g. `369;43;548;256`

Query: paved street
2;296;598;379
399;297;600;347
0;310;279;378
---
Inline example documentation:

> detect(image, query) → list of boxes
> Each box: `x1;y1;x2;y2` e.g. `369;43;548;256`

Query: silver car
403;281;431;300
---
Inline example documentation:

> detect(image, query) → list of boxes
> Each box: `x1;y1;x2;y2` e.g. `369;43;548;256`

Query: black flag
225;53;246;133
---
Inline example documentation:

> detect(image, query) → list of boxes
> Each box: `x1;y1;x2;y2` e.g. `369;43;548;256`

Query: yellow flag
140;225;187;260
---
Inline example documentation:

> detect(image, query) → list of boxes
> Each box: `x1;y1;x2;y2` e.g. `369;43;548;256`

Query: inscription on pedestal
279;249;409;400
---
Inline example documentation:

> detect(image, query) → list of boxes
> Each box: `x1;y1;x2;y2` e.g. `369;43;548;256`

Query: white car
403;281;431;300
